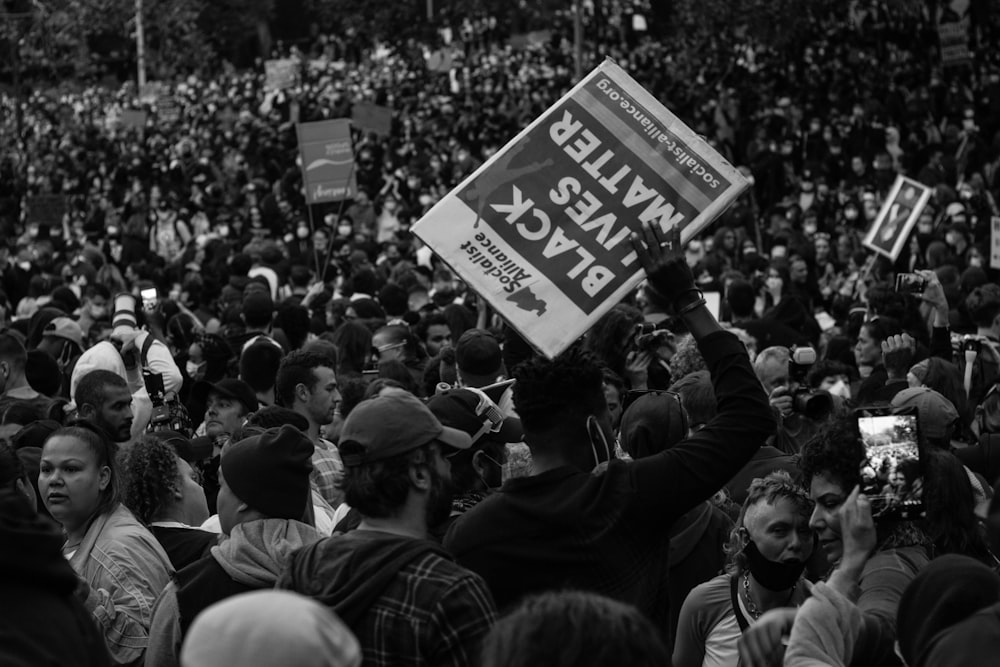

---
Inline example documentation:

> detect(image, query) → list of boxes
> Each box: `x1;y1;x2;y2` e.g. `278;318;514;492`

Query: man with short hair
276;349;343;506
0;330;52;418
238;340;283;408
754;345;825;455
444;226;776;647
73;369;134;443
417;313;453;357
145;425;324;667
278;392;497;667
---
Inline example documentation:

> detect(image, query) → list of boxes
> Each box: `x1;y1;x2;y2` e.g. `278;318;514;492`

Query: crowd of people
3;1;1000;666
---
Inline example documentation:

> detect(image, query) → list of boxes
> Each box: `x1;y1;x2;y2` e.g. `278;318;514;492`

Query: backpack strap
140;333;155;370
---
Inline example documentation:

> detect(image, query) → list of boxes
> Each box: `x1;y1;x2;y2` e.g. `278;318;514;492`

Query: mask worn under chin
743;539;806;591
828;379;851;399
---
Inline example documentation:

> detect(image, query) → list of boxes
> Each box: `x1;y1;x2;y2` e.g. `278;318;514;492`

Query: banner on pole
351;102;393;137
939;19;971;67
297;119;356;204
265;59;299;91
157;97;181;123
139;81;167;105
412;59;749;358
990;216;1000;270
862;176;932;261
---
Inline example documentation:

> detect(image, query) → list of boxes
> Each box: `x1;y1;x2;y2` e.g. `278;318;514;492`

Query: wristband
672;287;704;310
676;297;707;317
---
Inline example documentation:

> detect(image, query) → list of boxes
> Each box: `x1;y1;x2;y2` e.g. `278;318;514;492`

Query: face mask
804;222;818;236
743;539;806;591
296;227;309;239
844;209;858;221
766;277;783;292
828;379;851;399
970;257;983;268
337;225;352;237
186;361;205;378
90;306;108;319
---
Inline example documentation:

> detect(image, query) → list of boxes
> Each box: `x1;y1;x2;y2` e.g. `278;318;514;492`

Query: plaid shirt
311;438;344;507
279;531;496;667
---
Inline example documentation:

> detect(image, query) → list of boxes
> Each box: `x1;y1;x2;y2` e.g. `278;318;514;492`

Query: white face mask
969;256;982;268
828;379;851;399
186;361;204;378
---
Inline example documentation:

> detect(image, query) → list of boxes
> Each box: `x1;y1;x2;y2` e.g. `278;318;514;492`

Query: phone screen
856;407;923;521
141;288;158;312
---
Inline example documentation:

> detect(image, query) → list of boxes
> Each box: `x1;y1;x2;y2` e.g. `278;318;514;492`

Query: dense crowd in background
4;2;1000;666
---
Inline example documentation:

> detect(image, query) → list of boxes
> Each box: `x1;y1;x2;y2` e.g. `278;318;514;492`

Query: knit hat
339;393;471;466
907;359;929;385
42;317;84;350
896;554;1000;667
890;386;960;442
426;387;523;446
26;350;62;398
620;391;688;459
182;591;362;667
455;329;504;384
220;425;314;519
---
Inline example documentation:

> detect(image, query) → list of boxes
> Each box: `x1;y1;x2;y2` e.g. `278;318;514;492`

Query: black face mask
743;540;806;591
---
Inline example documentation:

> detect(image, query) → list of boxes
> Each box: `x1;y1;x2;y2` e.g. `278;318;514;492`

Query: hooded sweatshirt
144;518;324;667
278;530;497;667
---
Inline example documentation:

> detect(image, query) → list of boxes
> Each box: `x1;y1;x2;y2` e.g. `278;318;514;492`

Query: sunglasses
445;387;506;457
621;389;682;415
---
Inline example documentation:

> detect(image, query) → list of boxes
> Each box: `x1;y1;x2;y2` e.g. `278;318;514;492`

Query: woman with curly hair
120;434;215;571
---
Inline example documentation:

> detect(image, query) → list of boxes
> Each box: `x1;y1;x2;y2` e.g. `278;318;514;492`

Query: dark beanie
26;350;63;397
220;425;314;520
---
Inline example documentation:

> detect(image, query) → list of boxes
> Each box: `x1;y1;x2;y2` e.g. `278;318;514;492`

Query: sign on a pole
862;176;932;262
351;102;393;137
990;216;1000;270
412;59;749;358
939;19;971;68
297;119;356;204
265;59;299;91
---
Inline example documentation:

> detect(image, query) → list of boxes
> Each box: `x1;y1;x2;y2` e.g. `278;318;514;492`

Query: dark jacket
444;330;776;642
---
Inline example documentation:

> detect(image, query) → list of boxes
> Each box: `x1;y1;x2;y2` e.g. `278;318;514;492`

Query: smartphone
140;287;158;312
855;406;923;521
894;273;927;294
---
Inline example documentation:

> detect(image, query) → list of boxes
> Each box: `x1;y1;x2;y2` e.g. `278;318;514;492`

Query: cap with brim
193;378;259;413
150;430;211;462
427;387;523;446
339;392;471;466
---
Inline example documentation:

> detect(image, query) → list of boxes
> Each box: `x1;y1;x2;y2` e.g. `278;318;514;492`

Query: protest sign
139;81;167;104
990;216;1000;270
862;175;932;261
25;195;68;227
427;49;454;74
352;102;393;137
939;19;971;67
297;119;357;204
157;97;181;123
509;31;552;50
265;59;299;91
412;58;749;358
120;110;147;131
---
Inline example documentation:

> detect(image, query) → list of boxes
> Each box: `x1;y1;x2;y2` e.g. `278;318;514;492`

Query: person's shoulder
681;574;734;620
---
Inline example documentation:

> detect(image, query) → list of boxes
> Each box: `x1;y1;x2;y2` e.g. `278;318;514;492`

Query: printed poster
412;58;749;358
297;119;356;204
265;59;299;91
862;176;932;261
990;216;1000;270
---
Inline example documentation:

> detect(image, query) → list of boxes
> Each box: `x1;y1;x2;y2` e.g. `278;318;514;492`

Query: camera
894;273;927;294
788;347;833;420
144;369;171;430
961;335;983;356
633;323;673;353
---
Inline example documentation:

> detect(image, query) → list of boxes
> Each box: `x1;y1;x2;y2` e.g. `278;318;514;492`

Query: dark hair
193;333;235;383
377;359;418;395
275;350;335;407
965;284;1000;328
805;359;856;389
119;435;180;525
74;369;128;411
44;426;120;519
378;282;409;318
2;401;46;426
922;448;993;562
339;444;430;518
670;370;716;427
0;440;26;490
582;304;642;377
799;416;864;490
244;406;309;431
239;340;284;393
330;321;373;376
0;330;27;369
919;358;972;428
480;590;670;667
513;346;605;434
415;312;450;345
337;377;370;419
861;316;902;348
274;303;310;351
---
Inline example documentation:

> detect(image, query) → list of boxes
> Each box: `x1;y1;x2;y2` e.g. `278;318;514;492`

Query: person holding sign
444;222;776;650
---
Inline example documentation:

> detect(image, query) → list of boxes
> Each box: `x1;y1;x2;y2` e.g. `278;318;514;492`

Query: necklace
742;572;796;620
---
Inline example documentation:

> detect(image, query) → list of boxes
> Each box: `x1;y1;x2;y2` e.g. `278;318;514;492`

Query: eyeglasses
621;389;682;415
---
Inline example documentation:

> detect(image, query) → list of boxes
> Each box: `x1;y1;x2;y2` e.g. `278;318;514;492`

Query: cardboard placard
862;176;932;262
297;119;356;204
265;59;299;91
120;109;148;130
412;59;749;358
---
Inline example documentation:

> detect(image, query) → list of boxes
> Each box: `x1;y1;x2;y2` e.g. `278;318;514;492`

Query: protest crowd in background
5;1;1000;666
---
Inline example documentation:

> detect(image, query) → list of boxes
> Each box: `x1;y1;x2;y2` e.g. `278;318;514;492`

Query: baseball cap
455;329;504;383
426;387;523;446
195;378;259;413
339;392;472;466
43;317;84;350
891;387;960;441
